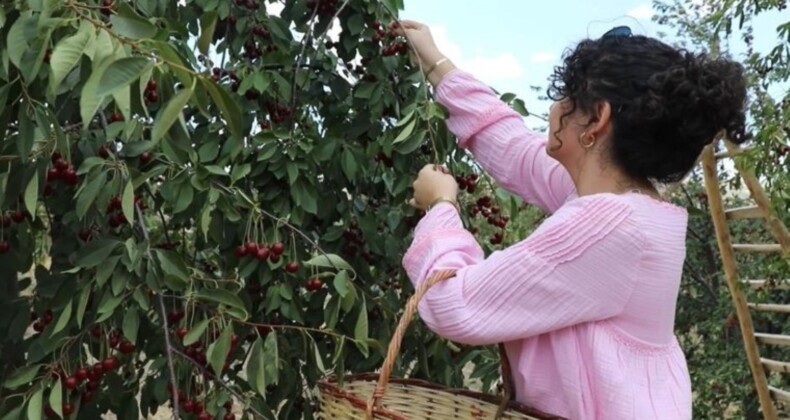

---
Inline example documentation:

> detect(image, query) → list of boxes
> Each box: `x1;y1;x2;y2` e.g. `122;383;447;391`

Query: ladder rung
769;386;790;404
761;358;790;373
715;146;752;160
755;333;790;347
732;244;783;253
748;280;790;290
748;303;790;313
725;205;764;220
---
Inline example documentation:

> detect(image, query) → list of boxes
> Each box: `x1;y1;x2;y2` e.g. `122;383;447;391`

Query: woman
397;21;748;419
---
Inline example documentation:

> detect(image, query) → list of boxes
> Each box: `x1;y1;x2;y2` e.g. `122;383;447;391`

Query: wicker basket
317;269;565;420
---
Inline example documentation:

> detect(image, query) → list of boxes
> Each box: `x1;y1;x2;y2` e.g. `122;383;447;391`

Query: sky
399;0;789;129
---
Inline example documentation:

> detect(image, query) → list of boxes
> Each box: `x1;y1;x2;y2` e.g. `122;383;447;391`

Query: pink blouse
402;70;692;419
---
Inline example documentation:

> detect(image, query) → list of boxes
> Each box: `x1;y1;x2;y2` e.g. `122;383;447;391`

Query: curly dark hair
548;34;749;183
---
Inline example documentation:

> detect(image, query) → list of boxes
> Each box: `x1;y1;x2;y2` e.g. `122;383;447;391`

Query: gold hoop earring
578;131;596;149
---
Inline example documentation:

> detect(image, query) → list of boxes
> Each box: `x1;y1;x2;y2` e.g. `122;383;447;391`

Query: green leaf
304;254;353;271
122;307;139;343
97;57;151;97
96;256;120;288
76;170;106;219
80;59;110;125
200;78;243;139
96;293;123;322
7;14;30;69
247;337;266;397
76;286;91;328
51;300;72;335
49;22;93;91
392;119;416;144
208;324;232;376
197;11;218;55
195;289;249;320
48;378;62;418
152;83;194;143
110;7;156;39
230;163;251;185
24;172;38;221
74;239;121;268
26;386;43;420
121;178;135;226
263;332;279;385
154;249;190;282
183;318;210;346
332;271;350;298
354;299;368;342
340;149;357;180
4;365;41;389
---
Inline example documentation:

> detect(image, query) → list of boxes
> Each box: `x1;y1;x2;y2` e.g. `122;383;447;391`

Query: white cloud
430;24;524;83
530;52;557;64
627;4;654;19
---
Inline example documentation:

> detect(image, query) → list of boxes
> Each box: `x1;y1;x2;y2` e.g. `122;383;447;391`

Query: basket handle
364;269;516;419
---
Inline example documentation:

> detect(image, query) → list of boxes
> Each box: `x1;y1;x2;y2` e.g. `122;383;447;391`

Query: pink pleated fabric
402;70;692;419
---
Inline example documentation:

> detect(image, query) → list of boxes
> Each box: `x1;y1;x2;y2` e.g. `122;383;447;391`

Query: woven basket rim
318;373;566;419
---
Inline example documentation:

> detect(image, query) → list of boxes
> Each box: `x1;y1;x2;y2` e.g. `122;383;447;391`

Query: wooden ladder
701;139;790;419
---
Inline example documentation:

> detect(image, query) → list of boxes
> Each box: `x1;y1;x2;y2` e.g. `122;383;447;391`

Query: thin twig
136;203;181;419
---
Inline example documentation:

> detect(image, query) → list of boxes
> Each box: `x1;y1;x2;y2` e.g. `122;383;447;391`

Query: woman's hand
408;164;459;210
392;20;455;84
391;20;442;68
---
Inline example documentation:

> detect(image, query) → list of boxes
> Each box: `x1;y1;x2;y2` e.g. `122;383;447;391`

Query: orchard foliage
0;0;533;419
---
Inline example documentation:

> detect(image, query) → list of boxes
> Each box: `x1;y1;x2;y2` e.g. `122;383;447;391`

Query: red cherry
234;245;247;258
269;253;281;263
194;402;205;414
176;327;188;339
50;151;62;163
0;241;9;254
285;262;299;273
90;324;102;338
63;168;79;185
78;228;93;242
224;414;236;420
139;151;152;164
224;400;233;410
231;334;240;347
54;158;69;171
245;242;259;255
256;247;270;261
32;321;44;332
10;210;26;223
62;403;74;416
306;277;324;291
44;405;57;418
47;167;60;182
146;79;157;91
42;310;54;324
64;376;79;390
271;242;285;255
101;356;118;372
182;399;195;413
198;412;211;420
98;145;110;158
86;380;99;391
75;368;89;381
119;341;135;354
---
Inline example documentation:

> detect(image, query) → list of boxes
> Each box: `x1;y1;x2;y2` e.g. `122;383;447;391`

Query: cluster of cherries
265;102;293;125
0;209;29;253
143;79;159;104
41;326;133;417
234;241;291;266
469;195;509;245
234;0;260;10
455;173;479;194
170;387;237;420
47;152;79;187
306;0;339;17
340;222;374;264
374;152;393;167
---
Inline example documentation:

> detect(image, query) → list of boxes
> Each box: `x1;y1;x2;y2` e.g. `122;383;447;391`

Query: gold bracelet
425;57;449;78
427;197;460;213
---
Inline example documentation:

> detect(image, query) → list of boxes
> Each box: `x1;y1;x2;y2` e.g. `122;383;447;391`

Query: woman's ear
587;100;612;139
